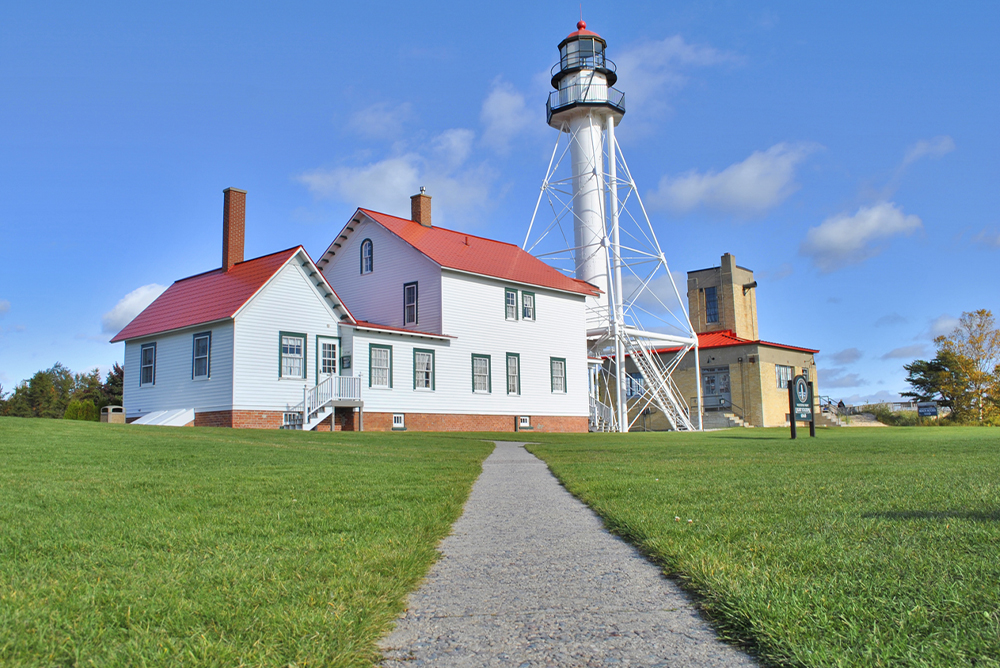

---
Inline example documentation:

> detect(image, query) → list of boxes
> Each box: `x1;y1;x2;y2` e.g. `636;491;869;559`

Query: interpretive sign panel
792;376;813;422
917;401;938;417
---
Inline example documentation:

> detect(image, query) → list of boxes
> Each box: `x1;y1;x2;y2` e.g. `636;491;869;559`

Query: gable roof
319;209;600;297
111;247;353;343
652;330;819;355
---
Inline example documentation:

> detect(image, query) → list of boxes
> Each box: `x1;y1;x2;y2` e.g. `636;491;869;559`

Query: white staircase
590;397;613;432
623;333;696;431
290;376;362;431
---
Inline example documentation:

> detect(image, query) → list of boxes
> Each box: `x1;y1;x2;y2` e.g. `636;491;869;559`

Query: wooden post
788;383;797;439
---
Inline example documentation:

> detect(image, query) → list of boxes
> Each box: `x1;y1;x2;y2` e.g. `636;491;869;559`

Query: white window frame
550;357;566;393
472;354;491;393
392;413;405;430
360;238;373;274
505;288;518;320
317;336;338;378
280;333;306;379
506;353;520;395
522;291;535;321
140;342;156;386
192;332;211;379
404;282;418;326
413;348;434;390
370;344;392;389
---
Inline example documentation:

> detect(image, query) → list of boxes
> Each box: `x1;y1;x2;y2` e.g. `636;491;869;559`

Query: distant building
626;253;834;429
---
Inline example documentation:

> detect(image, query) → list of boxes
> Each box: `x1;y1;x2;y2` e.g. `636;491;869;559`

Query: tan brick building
626;253;822;429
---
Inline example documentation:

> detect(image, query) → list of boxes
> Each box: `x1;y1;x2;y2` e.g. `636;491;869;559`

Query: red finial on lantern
577;20;586;31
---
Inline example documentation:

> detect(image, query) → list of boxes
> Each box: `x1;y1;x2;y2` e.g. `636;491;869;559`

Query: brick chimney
411;187;431;227
222;188;246;272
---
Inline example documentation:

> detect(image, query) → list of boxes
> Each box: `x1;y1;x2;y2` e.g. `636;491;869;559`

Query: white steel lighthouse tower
524;21;702;432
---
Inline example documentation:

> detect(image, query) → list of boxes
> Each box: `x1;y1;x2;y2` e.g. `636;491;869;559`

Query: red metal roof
565;20;602;40
358;209;600;296
110;247;300;342
653;330;819;355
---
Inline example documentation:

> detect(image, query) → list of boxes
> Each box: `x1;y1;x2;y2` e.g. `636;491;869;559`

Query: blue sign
917;402;938;417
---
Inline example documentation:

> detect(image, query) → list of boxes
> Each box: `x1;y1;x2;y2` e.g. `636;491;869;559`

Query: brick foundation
194;410;283;430
362;412;587;433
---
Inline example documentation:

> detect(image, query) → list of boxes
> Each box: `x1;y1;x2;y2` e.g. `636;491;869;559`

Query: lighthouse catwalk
524;21;702;432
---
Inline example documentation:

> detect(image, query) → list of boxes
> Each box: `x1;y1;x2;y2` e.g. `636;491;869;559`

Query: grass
0;417;492;667
526;428;1000;668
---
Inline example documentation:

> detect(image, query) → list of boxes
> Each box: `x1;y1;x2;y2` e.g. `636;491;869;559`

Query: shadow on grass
864;509;1000;522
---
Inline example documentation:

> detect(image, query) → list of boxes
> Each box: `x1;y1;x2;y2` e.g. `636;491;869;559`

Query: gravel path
379;441;756;667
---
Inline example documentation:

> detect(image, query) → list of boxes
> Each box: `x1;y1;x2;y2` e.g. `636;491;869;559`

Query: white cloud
0;300;9;315
102;284;167;334
900;135;955;171
800;201;922;273
480;79;533;155
297;129;495;226
819;367;868;388
615;35;737;115
648;143;817;216
829;348;863;365
972;229;1000;249
881;344;927;360
926;314;960;339
347;102;413;140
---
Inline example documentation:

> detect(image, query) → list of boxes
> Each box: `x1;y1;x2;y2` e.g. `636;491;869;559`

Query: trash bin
101;406;126;424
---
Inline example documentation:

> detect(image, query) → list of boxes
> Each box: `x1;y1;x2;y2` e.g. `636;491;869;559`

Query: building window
472;354;491;393
550;357;566;393
522;292;535;321
626;372;645;398
280;333;306;378
140;343;156;386
776;364;793;389
705;286;719;324
506;353;520;395
505;288;518;320
370;344;392;388
392;413;405;430
360;239;373;274
404;282;418;326
414;348;434;390
318;338;338;377
519;415;531;429
192;332;211;379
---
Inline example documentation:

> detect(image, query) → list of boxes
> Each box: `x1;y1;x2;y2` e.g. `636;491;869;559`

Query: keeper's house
112;188;596;432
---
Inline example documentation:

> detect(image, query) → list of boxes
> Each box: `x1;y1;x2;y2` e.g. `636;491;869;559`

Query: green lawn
0;417;491;667
527;428;1000;668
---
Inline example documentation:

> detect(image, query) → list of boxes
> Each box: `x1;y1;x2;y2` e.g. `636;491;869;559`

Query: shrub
64;399;98;422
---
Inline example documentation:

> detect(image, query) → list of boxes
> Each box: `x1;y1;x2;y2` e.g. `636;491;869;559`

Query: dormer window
360;239;373;274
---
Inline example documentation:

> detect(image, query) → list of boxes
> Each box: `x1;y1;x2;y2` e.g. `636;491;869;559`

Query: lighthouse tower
525;22;701;432
546;21;623;324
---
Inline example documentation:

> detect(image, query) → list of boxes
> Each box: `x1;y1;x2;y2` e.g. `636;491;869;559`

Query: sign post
788;375;814;439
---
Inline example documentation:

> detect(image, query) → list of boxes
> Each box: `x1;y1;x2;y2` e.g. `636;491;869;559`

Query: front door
317;337;338;382
702;366;732;411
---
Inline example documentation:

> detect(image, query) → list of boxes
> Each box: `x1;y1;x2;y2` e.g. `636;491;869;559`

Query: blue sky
1;1;997;403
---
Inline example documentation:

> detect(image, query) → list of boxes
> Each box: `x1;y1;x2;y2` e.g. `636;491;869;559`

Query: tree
902;350;972;420
64;399;99;421
101;363;124;407
934;309;1000;423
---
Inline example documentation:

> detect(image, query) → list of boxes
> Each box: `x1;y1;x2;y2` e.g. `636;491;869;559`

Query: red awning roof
358;209;600;296
653;330;819;355
110;247;301;342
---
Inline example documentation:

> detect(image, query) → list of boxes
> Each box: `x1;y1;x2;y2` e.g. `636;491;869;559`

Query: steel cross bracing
524;113;702;432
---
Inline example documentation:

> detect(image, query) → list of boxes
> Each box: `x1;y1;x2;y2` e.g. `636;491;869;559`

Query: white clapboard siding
122;320;234;419
232;258;345;411
354;271;588;417
320;217;442;333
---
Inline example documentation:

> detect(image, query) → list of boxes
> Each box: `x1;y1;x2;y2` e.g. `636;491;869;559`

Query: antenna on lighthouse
524;21;702;433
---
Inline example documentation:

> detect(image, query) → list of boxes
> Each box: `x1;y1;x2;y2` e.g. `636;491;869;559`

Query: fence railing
294;375;363;425
547;84;625;121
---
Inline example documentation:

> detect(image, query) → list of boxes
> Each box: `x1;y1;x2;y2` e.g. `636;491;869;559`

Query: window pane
321;342;337;374
415;351;432;389
523;294;534;320
194;358;207;377
506;290;517;319
507;355;519;394
552;359;565;392
372;348;390;387
705;286;719;324
474;357;489;392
